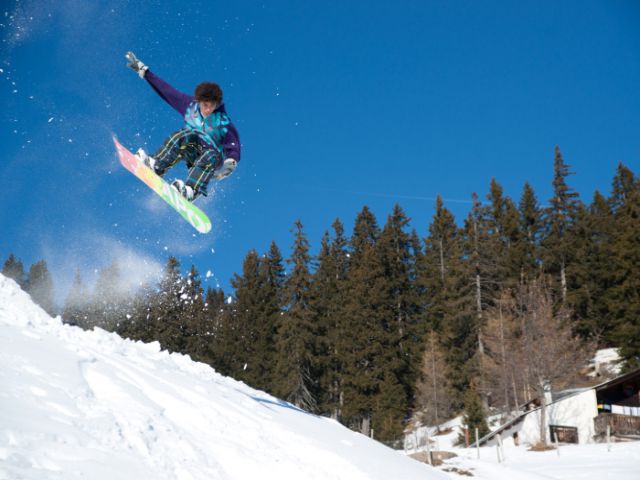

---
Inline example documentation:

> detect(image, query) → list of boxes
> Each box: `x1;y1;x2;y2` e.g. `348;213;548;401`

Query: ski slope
406;425;640;480
3;272;640;480
0;274;444;480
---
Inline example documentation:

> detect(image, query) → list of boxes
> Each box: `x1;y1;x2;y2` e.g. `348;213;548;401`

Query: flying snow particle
206;270;213;278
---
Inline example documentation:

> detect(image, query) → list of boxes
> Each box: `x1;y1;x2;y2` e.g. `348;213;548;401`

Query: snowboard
113;137;212;234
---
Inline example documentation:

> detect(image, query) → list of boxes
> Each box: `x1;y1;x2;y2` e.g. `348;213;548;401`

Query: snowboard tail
113;137;212;234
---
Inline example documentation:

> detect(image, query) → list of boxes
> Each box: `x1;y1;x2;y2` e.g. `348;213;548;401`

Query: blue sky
1;0;639;302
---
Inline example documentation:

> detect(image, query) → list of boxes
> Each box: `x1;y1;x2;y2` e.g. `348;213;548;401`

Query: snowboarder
125;51;240;201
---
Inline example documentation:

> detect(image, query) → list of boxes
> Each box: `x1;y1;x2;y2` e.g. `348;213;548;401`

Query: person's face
199;101;217;117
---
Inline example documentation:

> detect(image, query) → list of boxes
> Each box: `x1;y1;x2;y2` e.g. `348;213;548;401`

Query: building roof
594;368;640;392
473;368;640;447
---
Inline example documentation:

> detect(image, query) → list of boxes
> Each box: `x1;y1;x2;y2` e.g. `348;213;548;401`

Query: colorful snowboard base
113;136;212;234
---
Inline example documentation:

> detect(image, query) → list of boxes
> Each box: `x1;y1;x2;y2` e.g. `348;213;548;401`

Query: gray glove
125;51;148;79
215;158;237;180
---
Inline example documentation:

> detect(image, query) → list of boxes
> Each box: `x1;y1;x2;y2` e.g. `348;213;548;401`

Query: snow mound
0;274;444;480
589;348;623;377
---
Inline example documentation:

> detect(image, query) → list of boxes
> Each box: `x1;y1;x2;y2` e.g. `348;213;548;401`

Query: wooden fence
594;413;640;437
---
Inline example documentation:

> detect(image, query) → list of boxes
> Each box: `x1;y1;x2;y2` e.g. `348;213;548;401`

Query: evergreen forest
3;148;639;443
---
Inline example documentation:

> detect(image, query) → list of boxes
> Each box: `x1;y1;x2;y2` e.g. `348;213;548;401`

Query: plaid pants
152;129;222;197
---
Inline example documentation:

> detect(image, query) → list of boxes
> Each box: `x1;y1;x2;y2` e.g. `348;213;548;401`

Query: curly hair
194;82;223;104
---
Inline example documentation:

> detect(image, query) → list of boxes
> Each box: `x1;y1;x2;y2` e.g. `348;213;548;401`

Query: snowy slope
405;420;640;479
445;442;640;480
0;274;444;480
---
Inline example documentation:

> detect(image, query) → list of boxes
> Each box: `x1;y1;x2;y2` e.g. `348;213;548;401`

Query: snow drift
0;273;444;480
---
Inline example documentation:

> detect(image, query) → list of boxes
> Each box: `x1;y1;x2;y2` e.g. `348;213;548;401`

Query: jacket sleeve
144;70;194;116
223;123;241;162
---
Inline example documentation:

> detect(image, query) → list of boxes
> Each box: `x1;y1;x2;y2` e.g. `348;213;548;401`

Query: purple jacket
145;70;241;162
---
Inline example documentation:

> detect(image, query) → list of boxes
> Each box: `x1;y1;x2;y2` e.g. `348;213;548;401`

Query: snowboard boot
171;179;195;202
135;148;158;173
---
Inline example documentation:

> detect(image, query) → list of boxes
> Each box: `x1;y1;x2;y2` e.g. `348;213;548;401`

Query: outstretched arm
125;51;193;116
144;70;194;117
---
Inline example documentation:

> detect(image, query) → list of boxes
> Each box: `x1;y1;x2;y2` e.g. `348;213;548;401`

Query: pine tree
62;269;88;327
457;389;489;445
517;182;543;283
151;256;188;354
182;265;208;362
452;193;493;410
208;288;236;376
274;221;317;411
228;243;285;391
340;206;386;436
610;162;637;213
2;254;26;287
311;220;350;419
119;280;156;343
607;164;640;369
201;287;228;364
89;260;129;332
254;242;286;391
419;195;473;412
372;369;407;443
567;192;615;339
228;249;263;381
378;205;421;359
420;196;462;334
372;204;421;440
26;260;56;315
486;178;522;289
541;146;581;305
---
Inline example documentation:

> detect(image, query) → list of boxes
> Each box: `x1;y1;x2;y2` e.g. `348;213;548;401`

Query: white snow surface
445;442;640;480
406;426;640;480
2;273;640;480
0;274;443;480
590;347;623;377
